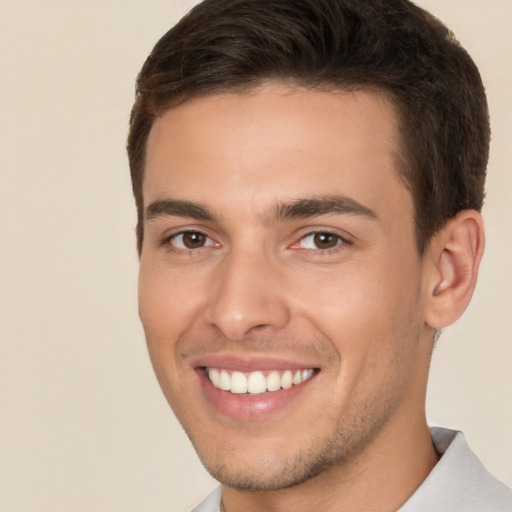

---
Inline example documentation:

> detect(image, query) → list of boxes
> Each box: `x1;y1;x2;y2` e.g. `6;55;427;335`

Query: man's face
139;84;433;490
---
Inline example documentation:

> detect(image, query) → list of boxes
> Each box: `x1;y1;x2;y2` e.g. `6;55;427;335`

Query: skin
138;84;482;511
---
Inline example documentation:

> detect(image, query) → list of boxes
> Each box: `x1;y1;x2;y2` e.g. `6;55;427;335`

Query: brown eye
183;232;206;248
297;231;345;251
171;231;211;249
313;232;340;249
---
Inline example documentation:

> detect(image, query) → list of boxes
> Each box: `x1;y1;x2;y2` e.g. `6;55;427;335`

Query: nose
203;250;291;341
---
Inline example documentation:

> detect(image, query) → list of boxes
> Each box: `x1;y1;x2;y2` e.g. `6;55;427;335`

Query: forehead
143;84;410;221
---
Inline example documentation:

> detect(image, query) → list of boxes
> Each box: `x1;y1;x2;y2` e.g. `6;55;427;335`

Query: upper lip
191;353;321;373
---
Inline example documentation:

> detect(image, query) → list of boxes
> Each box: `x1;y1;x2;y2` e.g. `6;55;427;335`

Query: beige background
0;1;510;511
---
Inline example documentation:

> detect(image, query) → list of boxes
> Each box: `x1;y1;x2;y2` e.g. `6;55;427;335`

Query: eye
168;231;215;250
298;232;346;250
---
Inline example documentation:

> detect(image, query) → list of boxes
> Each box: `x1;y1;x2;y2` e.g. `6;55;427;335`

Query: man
127;0;512;510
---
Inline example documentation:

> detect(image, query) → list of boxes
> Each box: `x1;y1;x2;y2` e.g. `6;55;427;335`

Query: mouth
205;367;317;395
193;356;322;421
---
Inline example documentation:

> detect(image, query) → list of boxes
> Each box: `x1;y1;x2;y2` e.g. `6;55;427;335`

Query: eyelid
160;228;219;250
290;229;352;251
175;232;214;249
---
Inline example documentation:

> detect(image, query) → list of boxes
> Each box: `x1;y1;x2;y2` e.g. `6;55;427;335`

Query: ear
423;210;485;330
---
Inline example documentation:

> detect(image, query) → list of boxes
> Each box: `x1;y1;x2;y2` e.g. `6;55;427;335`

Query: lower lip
197;369;317;422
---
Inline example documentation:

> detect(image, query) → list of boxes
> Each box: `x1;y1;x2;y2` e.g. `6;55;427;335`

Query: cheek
137;266;201;417
139;262;200;330
138;264;201;376
292;252;422;360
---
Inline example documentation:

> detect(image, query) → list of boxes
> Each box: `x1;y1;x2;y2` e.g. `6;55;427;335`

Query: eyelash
293;230;352;254
160;230;216;254
160;229;351;255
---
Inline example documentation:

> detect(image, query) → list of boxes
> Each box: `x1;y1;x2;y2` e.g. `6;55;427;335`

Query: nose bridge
204;246;290;340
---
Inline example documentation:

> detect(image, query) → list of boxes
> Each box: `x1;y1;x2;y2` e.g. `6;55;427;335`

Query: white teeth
206;367;316;394
281;370;293;389
266;371;281;392
302;369;314;381
219;370;231;391
247;371;267;394
209;368;221;388
231;371;247;394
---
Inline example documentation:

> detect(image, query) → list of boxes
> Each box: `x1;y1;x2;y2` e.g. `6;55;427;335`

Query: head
128;0;489;256
128;0;489;499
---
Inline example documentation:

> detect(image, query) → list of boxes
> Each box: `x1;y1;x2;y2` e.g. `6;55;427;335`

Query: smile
206;368;316;395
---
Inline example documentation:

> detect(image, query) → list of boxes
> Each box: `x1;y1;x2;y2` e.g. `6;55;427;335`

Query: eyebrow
146;199;215;221
145;195;378;223
267;195;378;223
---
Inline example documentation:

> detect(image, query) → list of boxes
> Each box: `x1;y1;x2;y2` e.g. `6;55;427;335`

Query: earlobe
424;210;485;330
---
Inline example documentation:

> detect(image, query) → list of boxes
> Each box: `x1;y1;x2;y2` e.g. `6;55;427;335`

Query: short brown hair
127;0;490;255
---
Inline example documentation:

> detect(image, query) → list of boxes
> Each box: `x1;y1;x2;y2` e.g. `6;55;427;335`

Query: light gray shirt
191;427;512;511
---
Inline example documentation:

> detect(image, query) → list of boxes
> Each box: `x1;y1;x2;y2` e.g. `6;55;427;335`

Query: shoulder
400;427;512;512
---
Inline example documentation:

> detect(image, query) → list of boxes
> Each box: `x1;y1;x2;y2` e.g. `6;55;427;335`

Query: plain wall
0;1;510;511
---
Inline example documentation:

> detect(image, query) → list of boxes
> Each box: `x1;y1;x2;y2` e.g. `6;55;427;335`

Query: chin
194;434;350;491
